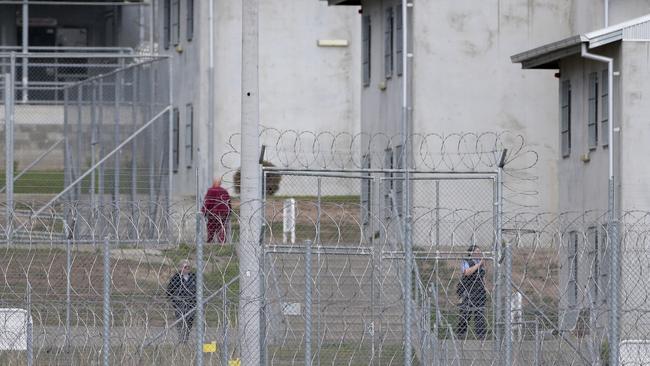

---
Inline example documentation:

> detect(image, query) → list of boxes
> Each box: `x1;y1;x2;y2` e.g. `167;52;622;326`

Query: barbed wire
222;128;539;172
0;196;647;365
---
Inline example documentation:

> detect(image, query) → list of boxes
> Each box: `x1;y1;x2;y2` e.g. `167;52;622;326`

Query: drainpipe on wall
580;42;617;366
604;0;609;27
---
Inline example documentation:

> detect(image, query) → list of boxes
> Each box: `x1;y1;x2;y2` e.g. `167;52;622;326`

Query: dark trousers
456;304;487;339
175;309;195;343
206;215;228;243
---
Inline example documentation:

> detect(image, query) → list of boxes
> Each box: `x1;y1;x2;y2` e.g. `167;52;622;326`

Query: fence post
504;242;512;366
609;219;620;366
4;67;14;246
195;168;205;366
103;236;111;366
222;281;229;366
305;240;313;366
65;234;72;352
26;282;32;366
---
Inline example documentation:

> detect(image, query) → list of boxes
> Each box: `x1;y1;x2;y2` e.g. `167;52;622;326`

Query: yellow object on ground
228;359;241;366
203;341;217;353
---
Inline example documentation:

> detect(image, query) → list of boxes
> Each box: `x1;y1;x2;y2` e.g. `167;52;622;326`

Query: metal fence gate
260;168;508;365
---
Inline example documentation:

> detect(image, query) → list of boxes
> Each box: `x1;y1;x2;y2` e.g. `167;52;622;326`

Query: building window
163;0;171;50
561;80;571;158
567;231;578;308
185;104;193;168
601;70;609;147
587;226;598;304
600;225;609;305
384;148;393;219
172;108;180;173
187;0;194;41
171;0;181;46
588;73;598;149
362;16;371;87
361;155;371;230
394;145;403;217
384;8;393;78
395;6;403;76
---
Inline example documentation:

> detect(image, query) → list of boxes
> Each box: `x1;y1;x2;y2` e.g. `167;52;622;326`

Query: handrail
0;138;64;193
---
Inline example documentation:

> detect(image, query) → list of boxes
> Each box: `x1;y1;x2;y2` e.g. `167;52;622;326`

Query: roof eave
324;0;361;5
511;35;586;69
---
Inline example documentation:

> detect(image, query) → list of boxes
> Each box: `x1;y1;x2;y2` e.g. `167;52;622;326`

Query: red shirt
202;186;231;216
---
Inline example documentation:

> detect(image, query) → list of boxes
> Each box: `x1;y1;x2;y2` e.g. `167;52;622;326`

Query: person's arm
462;259;483;276
166;274;178;299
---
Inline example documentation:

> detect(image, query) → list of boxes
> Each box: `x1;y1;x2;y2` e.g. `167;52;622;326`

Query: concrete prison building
513;12;650;343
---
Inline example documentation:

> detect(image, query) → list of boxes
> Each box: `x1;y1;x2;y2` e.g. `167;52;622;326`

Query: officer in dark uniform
456;245;487;339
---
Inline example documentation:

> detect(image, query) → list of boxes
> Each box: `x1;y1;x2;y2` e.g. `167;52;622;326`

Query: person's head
179;259;192;275
212;177;222;188
467;245;481;257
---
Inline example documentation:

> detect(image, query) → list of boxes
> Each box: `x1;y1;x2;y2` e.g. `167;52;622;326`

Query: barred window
171;0;181;46
561;80;571;158
361;155;371;229
384;148;393;219
362;16;371;87
601;70;609;147
394;145;403;217
588;73;598;149
172;108;180;173
384;7;393;78
567;231;578;307
395;6;403;76
185;104;193;168
187;0;194;42
587;227;598;304
163;0;171;50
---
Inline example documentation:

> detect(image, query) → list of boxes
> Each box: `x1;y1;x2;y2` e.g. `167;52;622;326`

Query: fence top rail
0;0;149;5
263;167;498;176
58;57;169;90
0;52;165;59
0;46;134;53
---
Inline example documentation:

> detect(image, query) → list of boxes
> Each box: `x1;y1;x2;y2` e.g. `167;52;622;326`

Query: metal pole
305;239;313;366
195;168;204;366
103;236;111;366
316;177;322;366
534;319;540;366
495;167;503;353
504;242;512;366
90;82;97;220
21;0;27;103
4;68;14;246
240;0;262;364
76;84;82;201
167;51;173;216
65;236;72;351
114;66;122;217
207;0;215;189
131;67;138;206
401;0;413;361
26;282;32;366
97;79;105;230
222;280;229;366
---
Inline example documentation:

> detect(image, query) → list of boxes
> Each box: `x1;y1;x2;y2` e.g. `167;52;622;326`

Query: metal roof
512;14;650;69
321;0;361;5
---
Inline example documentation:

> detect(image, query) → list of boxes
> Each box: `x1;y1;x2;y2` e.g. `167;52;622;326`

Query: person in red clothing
202;177;232;243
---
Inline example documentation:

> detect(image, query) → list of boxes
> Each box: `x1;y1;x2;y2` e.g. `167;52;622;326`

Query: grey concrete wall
555;45;620;215
155;0;362;196
619;41;650;211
